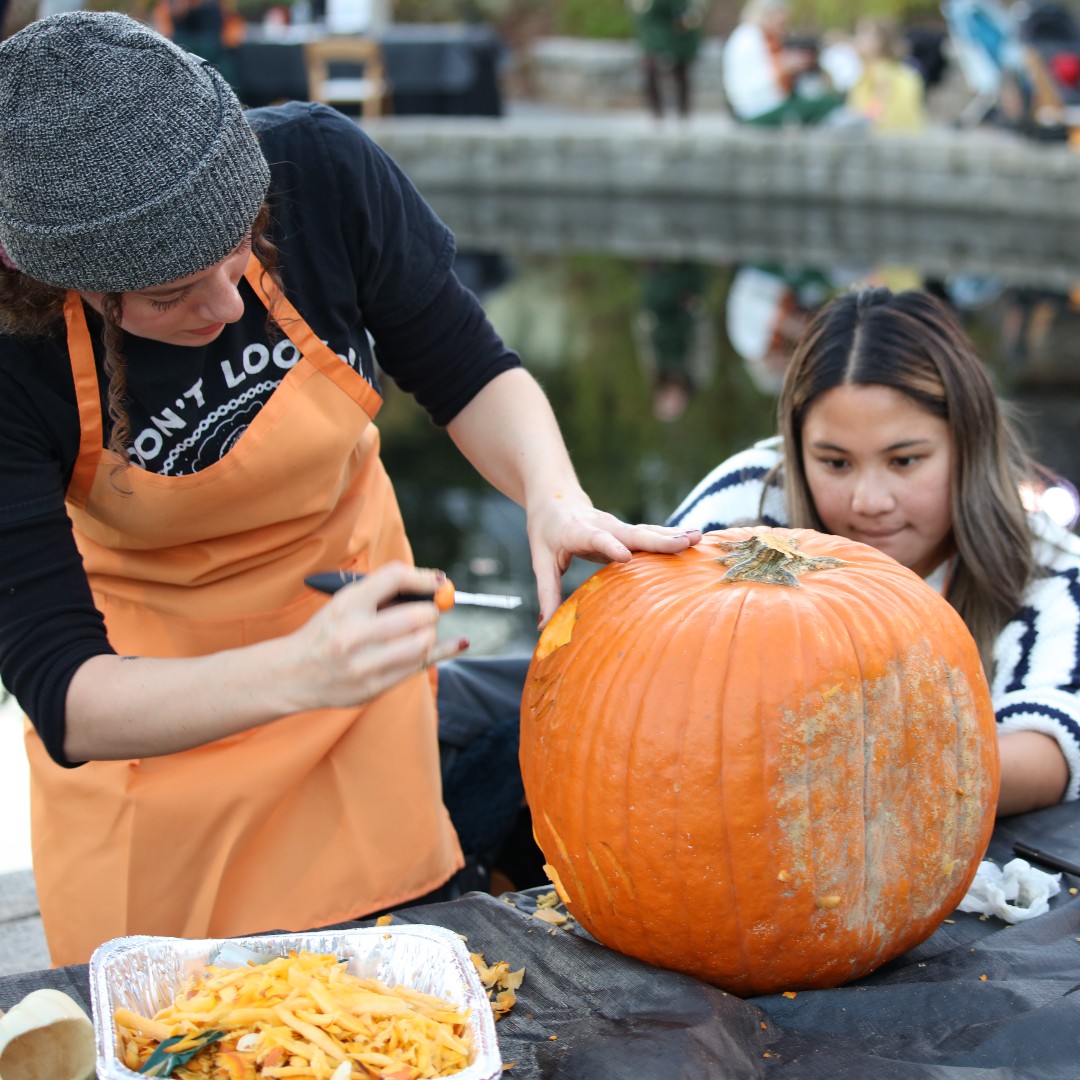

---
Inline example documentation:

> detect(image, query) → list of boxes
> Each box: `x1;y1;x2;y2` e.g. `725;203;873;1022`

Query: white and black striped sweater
667;437;1080;802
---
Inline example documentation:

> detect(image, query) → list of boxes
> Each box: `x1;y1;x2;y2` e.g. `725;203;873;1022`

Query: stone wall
520;36;729;113
419;190;1080;293
368;115;1080;221
366;32;1080;290
366;110;1080;289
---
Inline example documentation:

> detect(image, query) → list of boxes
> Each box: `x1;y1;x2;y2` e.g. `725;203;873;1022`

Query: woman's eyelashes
814;455;850;472
148;291;190;312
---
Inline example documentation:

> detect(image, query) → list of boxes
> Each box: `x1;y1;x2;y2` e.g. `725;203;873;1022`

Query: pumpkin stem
716;532;846;588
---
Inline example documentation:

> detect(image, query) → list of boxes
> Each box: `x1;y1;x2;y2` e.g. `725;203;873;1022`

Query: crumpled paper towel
957;858;1061;923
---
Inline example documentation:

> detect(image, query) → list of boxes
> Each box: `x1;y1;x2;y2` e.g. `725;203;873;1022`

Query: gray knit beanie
0;11;271;292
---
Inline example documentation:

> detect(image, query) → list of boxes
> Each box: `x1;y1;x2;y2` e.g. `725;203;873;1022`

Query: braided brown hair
0;202;283;473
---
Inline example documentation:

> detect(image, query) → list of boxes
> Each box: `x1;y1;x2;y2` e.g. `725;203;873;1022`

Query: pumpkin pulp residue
534;576;604;660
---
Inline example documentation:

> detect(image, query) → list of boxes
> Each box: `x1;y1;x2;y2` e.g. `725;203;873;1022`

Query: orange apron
25;255;463;966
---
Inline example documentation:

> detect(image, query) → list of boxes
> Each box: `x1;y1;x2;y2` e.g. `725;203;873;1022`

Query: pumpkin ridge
828;580;876;958
714;583;755;979
775;584;859;984
936;661;964;882
576;587;634;930
621;591;662;928
854;597;902;967
587;844;618;910
813;576;917;968
660;604;693;956
942;661;995;895
600;570;674;934
632;573;720;948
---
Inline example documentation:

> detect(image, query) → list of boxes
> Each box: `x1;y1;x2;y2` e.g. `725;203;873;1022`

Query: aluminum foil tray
88;924;502;1079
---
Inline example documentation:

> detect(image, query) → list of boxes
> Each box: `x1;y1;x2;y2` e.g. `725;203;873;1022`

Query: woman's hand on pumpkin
527;494;702;625
288;561;468;710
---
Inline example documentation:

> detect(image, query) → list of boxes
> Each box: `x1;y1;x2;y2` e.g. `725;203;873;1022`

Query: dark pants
437;655;533;873
644;54;693;118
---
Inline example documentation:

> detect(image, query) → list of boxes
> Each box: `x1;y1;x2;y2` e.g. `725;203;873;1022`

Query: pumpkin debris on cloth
529;909;568;927
115;949;473;1078
520;527;1000;997
534;890;573;921
469;953;524;1021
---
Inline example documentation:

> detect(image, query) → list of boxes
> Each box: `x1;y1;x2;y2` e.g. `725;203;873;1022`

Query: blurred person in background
633;259;712;422
630;0;708;121
847;16;927;132
724;263;836;394
722;0;844;126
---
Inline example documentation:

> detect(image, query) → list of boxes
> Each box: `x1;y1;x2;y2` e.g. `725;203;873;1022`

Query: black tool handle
1012;841;1080;877
304;571;435;604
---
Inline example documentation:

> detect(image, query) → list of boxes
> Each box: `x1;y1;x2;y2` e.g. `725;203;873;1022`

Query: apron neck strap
63;292;110;502
243;254;383;418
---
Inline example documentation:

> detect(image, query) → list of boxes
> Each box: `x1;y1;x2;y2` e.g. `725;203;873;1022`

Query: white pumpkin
0;989;95;1080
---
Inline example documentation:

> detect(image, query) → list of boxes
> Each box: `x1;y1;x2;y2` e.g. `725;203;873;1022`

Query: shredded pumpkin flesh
114;949;473;1079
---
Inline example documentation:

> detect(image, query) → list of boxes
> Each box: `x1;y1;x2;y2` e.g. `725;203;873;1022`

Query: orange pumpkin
520;528;999;996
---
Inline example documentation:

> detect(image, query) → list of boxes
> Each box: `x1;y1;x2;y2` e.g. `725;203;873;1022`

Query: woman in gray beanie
0;11;701;965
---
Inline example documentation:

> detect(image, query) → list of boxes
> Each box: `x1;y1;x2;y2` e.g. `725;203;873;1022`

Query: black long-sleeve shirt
0;102;519;763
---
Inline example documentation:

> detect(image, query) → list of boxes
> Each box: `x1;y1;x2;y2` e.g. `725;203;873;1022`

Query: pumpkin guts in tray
92;928;502;1080
115;950;473;1078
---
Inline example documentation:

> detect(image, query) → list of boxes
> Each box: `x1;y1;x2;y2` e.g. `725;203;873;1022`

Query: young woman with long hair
669;287;1079;816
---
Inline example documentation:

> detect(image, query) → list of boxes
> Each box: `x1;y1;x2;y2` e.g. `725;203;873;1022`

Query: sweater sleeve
0;508;114;767
0;347;115;766
666;439;788;532
371;270;521;427
722;23;786;121
992;521;1080;801
250;102;515;423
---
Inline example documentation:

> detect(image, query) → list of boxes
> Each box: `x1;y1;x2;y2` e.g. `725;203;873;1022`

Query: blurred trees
392;0;944;36
3;0;948;38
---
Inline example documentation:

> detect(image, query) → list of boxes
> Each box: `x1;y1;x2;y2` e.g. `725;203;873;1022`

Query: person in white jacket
722;0;844;124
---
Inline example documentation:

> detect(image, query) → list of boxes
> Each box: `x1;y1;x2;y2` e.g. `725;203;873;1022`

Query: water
380;235;1080;652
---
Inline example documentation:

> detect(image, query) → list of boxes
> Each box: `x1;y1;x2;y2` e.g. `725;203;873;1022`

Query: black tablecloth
4;803;1079;1079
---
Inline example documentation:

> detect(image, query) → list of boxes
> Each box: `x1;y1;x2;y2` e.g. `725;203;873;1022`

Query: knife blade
305;571;523;610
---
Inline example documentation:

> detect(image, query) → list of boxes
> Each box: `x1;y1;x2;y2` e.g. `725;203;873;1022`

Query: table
231;24;505;115
3;802;1079;1079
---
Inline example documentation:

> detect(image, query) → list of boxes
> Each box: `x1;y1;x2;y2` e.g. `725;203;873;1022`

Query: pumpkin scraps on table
468;953;525;1021
114;949;475;1079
